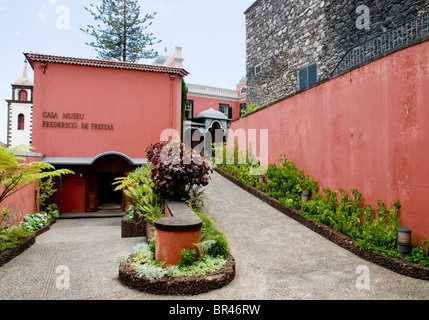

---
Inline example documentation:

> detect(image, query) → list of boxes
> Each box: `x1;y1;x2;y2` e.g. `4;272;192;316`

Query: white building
6;60;33;148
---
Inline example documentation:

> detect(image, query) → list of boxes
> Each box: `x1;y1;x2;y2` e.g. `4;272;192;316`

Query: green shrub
0;226;30;252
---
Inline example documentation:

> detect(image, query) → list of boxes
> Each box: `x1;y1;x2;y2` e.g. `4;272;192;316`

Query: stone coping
214;167;429;281
154;200;202;232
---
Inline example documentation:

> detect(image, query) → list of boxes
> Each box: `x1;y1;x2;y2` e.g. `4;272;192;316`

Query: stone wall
245;0;427;106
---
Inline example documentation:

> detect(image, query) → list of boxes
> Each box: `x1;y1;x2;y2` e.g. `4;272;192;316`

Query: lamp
397;227;412;258
258;175;265;185
301;193;310;203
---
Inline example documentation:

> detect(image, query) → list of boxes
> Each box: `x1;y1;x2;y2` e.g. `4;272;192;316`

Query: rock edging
118;254;236;295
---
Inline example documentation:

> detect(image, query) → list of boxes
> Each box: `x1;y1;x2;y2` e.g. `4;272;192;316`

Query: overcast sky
0;0;255;143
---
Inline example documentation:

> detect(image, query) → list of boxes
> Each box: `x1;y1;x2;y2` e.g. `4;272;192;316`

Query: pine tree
81;0;161;62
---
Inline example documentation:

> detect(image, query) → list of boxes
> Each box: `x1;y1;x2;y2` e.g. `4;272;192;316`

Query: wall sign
41;112;114;130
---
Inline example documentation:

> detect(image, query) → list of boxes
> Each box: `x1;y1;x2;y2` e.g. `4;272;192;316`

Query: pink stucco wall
1;155;42;226
30;62;183;159
228;41;429;246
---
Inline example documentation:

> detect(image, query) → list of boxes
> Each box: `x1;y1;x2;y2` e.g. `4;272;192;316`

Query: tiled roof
24;52;190;77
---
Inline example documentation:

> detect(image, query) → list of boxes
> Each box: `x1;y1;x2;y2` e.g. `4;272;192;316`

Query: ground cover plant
214;144;429;267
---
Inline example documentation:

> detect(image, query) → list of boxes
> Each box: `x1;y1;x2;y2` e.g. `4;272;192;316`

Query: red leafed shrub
146;141;213;200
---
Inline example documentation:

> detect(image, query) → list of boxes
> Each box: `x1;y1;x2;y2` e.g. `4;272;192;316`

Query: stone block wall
245;0;427;106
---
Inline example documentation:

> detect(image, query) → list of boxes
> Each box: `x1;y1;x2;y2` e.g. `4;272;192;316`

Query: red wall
1;155;42;226
31;63;183;158
228;41;429;246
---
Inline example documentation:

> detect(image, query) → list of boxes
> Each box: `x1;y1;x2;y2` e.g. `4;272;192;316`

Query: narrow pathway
199;171;429;299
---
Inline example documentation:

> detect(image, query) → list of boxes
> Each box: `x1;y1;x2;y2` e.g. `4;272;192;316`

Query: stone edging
118;254;236;295
214;167;429;281
0;219;56;268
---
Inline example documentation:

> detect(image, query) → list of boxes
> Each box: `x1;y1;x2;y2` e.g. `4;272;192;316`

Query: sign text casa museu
41;112;114;130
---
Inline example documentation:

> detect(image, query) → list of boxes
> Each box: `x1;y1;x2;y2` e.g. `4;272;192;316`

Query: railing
330;11;429;77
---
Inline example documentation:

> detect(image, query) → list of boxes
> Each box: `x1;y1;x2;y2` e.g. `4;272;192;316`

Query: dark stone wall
245;0;428;106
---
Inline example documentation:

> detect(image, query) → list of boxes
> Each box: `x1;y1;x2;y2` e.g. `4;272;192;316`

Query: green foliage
212;142;267;191
240;103;262;118
265;154;319;209
177;248;197;268
0;208;11;229
38;177;57;208
217;146;429;267
113;164;165;223
0;145;73;206
196;211;229;258
406;238;429;267
0;226;30;252
119;237;227;280
240;99;277;119
81;0;161;62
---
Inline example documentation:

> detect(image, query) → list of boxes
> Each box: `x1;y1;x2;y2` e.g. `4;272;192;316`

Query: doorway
97;172;123;210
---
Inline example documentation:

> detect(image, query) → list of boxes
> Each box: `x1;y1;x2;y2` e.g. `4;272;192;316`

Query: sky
0;0;255;143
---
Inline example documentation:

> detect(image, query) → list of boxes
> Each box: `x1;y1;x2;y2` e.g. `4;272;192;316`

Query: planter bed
0;218;56;268
214;167;429;281
118;254;236;295
121;218;146;238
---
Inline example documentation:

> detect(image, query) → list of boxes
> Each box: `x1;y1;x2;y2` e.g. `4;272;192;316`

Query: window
254;64;262;76
299;63;318;90
185;100;194;120
18;114;25;130
240;103;247;116
19;90;27;101
219;104;232;119
240;86;247;95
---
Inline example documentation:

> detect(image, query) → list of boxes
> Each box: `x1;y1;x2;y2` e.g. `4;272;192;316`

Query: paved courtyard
0;171;428;300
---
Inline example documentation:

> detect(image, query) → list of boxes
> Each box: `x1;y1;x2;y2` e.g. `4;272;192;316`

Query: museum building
5;49;246;214
13;52;189;213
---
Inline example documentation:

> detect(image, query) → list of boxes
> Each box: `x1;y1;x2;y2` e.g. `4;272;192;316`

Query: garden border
214;167;429;281
119;205;236;295
118;254;236;295
0;219;56;268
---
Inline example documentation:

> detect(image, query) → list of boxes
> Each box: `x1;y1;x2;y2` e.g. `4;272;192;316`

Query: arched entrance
58;152;137;213
86;153;135;212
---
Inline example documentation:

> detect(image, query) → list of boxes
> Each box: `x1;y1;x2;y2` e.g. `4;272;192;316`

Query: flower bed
214;167;429;280
118;253;235;295
116;141;235;294
0;211;57;268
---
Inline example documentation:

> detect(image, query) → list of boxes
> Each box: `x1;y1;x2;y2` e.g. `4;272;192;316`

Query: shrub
146;141;212;201
0;226;30;252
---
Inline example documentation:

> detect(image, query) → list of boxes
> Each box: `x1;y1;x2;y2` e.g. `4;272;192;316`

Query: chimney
173;46;184;68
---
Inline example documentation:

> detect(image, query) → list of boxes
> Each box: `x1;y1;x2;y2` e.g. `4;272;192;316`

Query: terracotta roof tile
24;52;190;77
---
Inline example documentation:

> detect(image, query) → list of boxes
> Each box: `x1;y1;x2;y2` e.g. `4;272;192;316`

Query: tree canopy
81;0;161;62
